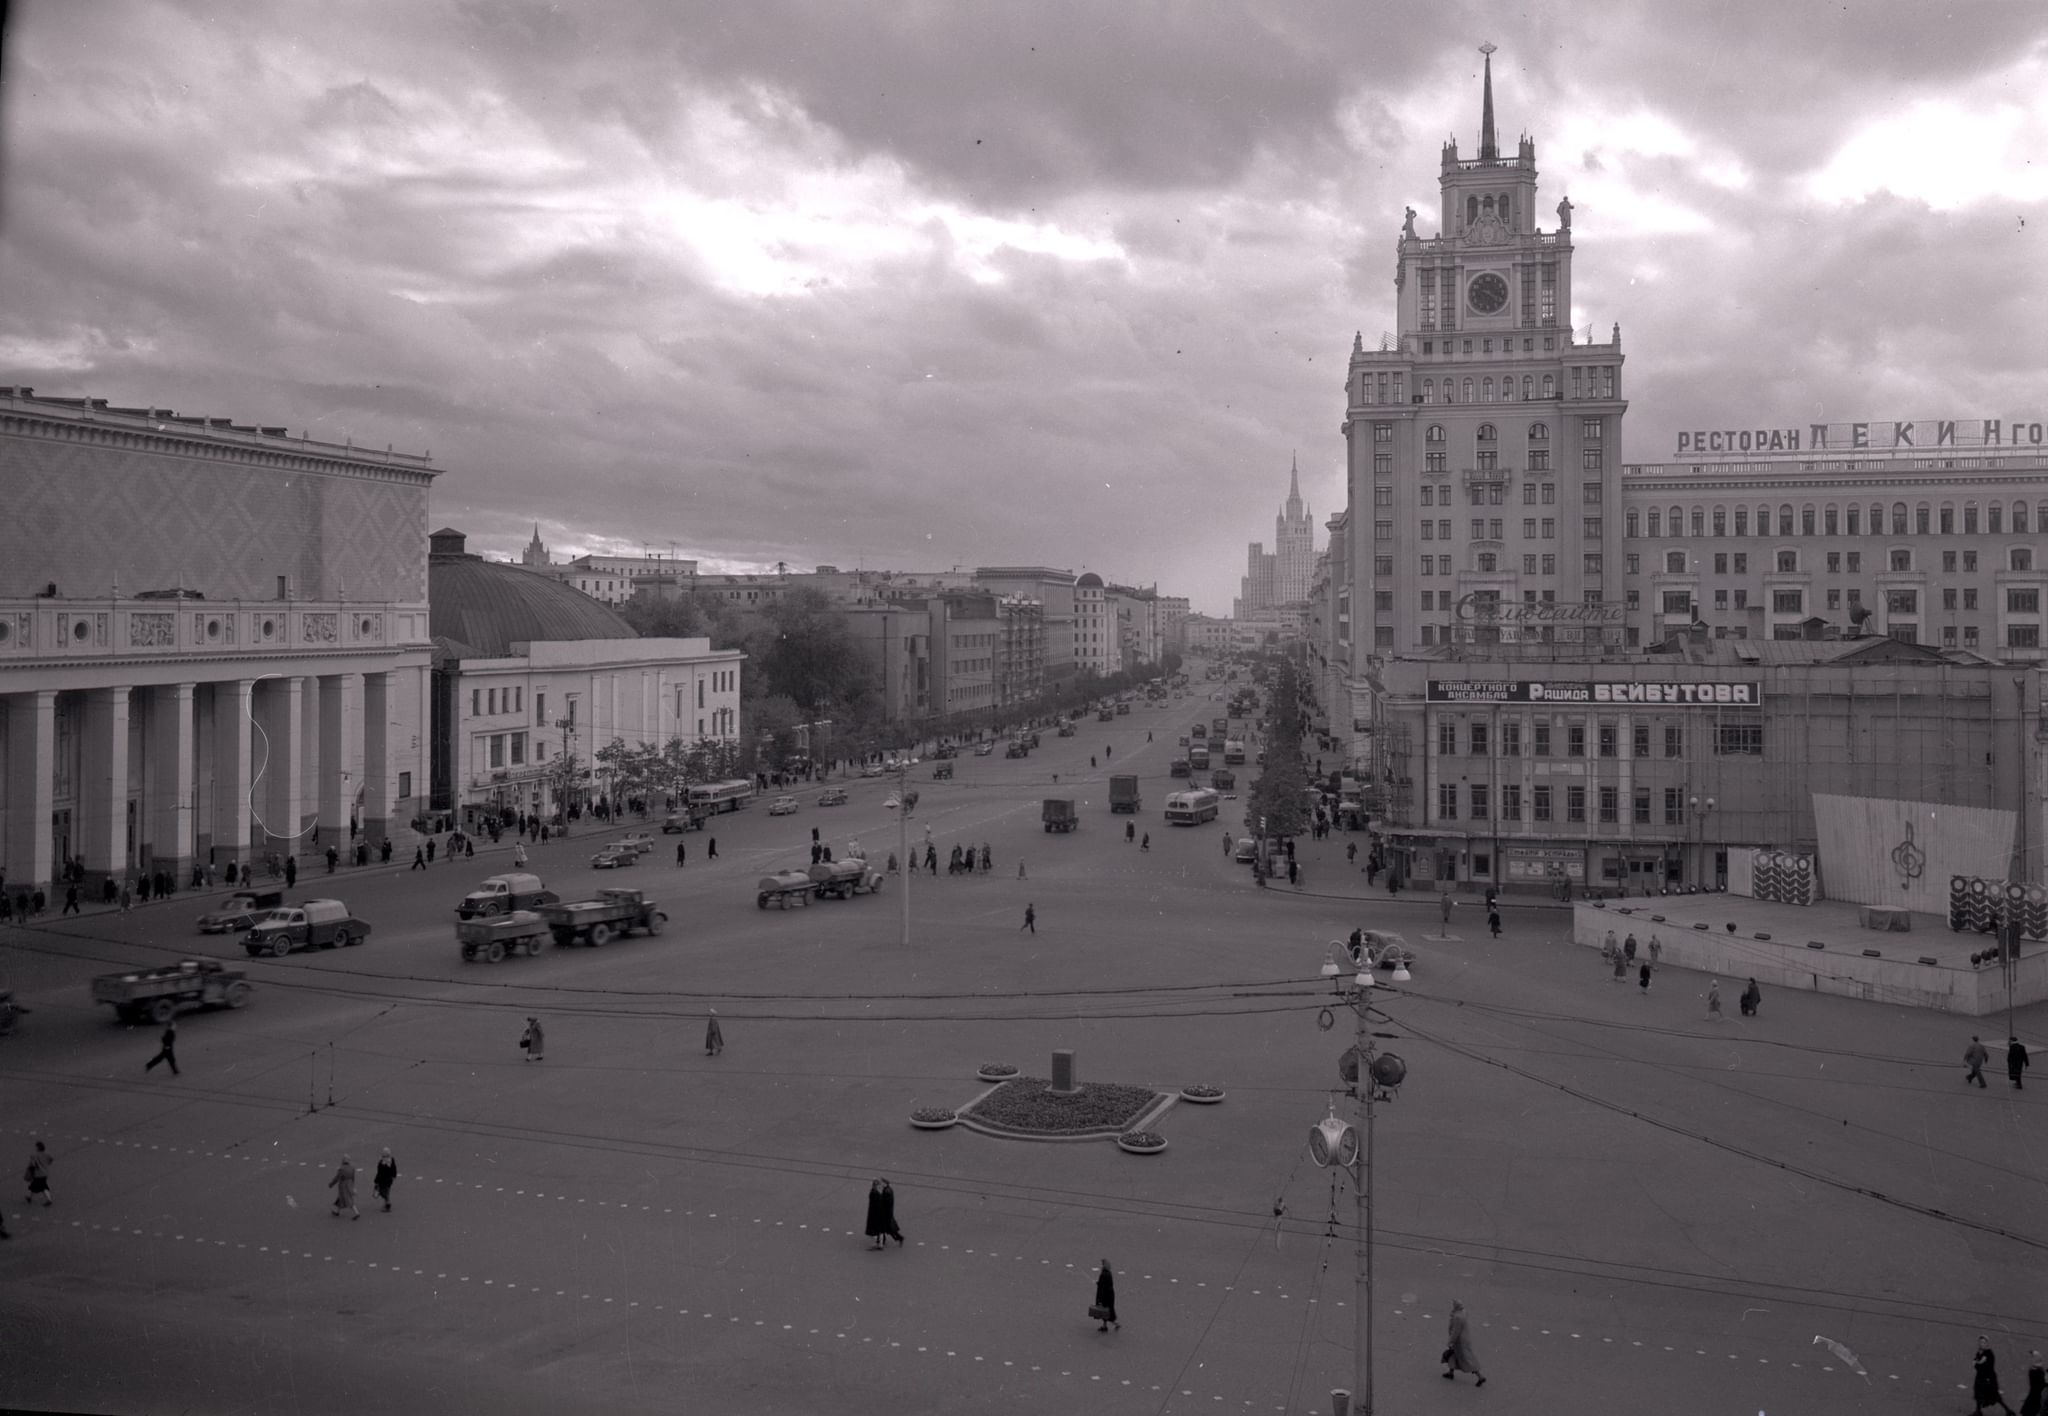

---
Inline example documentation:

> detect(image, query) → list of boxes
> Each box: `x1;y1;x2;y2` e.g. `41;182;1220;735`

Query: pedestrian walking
24;1141;54;1206
1740;979;1762;1017
521;1016;545;1062
864;1178;890;1249
878;1179;904;1246
1441;1299;1486;1386
1125;821;1135;844
1612;950;1628;983
325;845;338;874
411;846;426;870
1648;934;1662;969
704;1009;723;1057
1623;934;1637;964
1976;1337;2017;1416
2019;1351;2045;1416
144;1019;180;1075
2009;1036;2030;1089
676;840;687;867
1602;929;1618;963
512;841;526;868
1017;861;1027;880
1092;1259;1119;1332
1639;961;1652;994
1286;858;1297;887
1021;903;1036;933
708;837;718;860
1706;979;1723;1021
62;885;79;915
1439;892;1454;926
328;1155;360;1219
284;855;297;888
1141;833;1150;852
380;838;393;864
1488;907;1502;939
372;1148;397;1212
1347;841;1357;865
1963;1035;1992;1087
119;882;133;912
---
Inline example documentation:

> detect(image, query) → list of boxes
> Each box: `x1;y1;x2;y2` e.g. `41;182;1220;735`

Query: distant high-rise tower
521;524;551;568
1274;454;1316;604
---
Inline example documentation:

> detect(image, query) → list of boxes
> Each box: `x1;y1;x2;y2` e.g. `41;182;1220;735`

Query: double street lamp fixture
882;766;919;947
1312;944;1409;1416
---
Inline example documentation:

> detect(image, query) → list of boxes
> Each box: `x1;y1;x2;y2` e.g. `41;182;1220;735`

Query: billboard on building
1425;680;1763;706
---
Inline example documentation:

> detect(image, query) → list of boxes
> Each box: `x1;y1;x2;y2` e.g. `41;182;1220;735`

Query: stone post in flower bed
1050;1049;1076;1094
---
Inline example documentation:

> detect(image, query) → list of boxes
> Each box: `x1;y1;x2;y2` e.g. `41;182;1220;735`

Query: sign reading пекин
1675;418;2048;456
1426;680;1764;706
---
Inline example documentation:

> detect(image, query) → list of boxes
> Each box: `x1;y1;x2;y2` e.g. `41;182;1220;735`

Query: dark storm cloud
3;1;2045;613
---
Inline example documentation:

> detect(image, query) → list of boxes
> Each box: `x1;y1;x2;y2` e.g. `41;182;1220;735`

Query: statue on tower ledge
1402;206;1417;240
1556;195;1573;230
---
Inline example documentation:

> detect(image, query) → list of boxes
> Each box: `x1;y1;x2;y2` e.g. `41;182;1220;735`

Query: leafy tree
755;588;872;716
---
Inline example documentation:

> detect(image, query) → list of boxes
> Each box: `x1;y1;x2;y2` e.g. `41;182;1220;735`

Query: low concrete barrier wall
1572;904;2048;1016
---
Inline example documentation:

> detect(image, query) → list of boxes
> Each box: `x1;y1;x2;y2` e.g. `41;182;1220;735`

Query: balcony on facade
0;597;430;666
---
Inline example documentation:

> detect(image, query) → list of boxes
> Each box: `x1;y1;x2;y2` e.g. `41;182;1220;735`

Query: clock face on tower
1468;272;1508;314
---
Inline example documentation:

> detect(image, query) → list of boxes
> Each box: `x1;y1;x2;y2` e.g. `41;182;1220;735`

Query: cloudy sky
3;3;2045;615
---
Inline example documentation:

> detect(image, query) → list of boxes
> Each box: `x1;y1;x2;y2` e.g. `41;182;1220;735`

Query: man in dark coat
877;1180;903;1247
1093;1259;1119;1331
864;1179;888;1249
373;1149;398;1212
1965;1036;1991;1088
2009;1037;2031;1090
145;1019;180;1076
283;855;297;888
1976;1337;2017;1416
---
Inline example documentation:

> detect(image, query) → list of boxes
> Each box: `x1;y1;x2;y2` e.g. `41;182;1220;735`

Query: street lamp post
1689;793;1716;888
1313;943;1408;1416
885;765;918;948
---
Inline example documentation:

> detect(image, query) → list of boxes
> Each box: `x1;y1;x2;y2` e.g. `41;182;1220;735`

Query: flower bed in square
959;1076;1168;1141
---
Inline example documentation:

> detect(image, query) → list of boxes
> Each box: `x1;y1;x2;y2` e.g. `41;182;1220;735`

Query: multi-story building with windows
1619;436;2048;657
1074;573;1115;675
1339;48;1627;666
974;567;1078;683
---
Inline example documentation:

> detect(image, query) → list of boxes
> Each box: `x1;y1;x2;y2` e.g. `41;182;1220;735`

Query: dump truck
456;872;559;919
808;858;886;899
536;889;667;946
756;870;816;909
93;958;252;1025
1109;775;1141;814
1042;798;1078;833
457;910;552;963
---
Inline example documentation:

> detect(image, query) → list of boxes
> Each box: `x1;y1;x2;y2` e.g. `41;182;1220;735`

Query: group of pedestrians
325;1150;400;1219
1964;1034;2030;1089
1971;1337;2045;1416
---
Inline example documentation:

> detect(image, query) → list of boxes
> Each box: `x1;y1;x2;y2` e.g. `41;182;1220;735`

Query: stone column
211;679;254;872
255;675;304;856
146;682;196;883
361;672;392;846
317;673;362;854
3;690;57;895
79;686;132;887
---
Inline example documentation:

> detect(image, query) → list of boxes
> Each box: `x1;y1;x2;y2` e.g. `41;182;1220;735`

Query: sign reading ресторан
1426;680;1763;706
1675;418;2048;456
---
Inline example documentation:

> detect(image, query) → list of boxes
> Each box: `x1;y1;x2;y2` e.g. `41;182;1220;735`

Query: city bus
686;779;754;814
1188;743;1211;771
1222;739;1246;764
1163;788;1221;825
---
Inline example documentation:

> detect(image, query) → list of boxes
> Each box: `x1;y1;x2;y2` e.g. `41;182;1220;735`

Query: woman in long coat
1093;1259;1119;1331
1442;1299;1485;1385
1976;1337;2016;1416
864;1179;888;1249
328;1155;359;1219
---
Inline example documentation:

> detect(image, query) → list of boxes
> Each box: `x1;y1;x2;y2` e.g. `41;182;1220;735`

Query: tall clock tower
1341;43;1627;679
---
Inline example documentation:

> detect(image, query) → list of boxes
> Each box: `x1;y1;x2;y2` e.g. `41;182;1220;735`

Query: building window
2015;548;2036;572
1827;551;1841;573
1963;550;1978;572
1567;785;1587;823
1542;484;1556;505
1477;552;1498;572
1803;506;1817;535
1846;506;1861;535
1585;517;1603;538
1773;590;1802;614
1469;784;1490;820
1469;721;1490;754
1631;724;1651;758
1501;784;1522;820
1585;554;1604;576
1776;550;1798;573
1542;554;1557;575
1502;721;1521;756
1438;720;1458;755
1664;724;1682;758
471;689;481;718
1533;785;1553;821
1374;556;1393;576
1533;721;1552;756
2010;625;2042;648
1567;724;1586;757
1542;518;1556;538
1374;485;1393;507
1664;788;1682;825
489;734;505;769
1598;786;1618;824
1375;520;1393;541
1438;783;1459;819
1625;553;1640;575
2009;588;2041;614
1598;723;1618;757
1716;722;1765;755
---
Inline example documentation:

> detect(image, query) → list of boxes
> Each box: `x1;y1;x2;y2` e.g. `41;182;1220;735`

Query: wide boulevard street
2;690;2041;1415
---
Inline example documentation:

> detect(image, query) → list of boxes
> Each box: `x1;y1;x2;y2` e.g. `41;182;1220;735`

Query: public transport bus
1188;743;1211;771
1223;739;1246;764
686;779;754;814
1163;788;1221;825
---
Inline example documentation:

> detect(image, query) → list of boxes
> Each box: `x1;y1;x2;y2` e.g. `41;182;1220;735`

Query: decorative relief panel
130;612;176;647
302;612;338;644
0;612;28;649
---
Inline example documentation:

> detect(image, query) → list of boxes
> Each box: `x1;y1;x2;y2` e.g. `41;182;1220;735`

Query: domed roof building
1075;572;1104;589
424;529;745;827
428;528;636;658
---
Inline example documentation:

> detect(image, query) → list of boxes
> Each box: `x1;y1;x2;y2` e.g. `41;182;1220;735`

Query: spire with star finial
1478;42;1498;163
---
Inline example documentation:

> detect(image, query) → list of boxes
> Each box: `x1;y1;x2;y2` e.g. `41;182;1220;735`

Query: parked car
1234;837;1257;862
196;889;284;934
590;845;640;869
767;795;800;816
974;741;995;756
1056;723;1075;737
818;788;849;806
860;763;888;778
